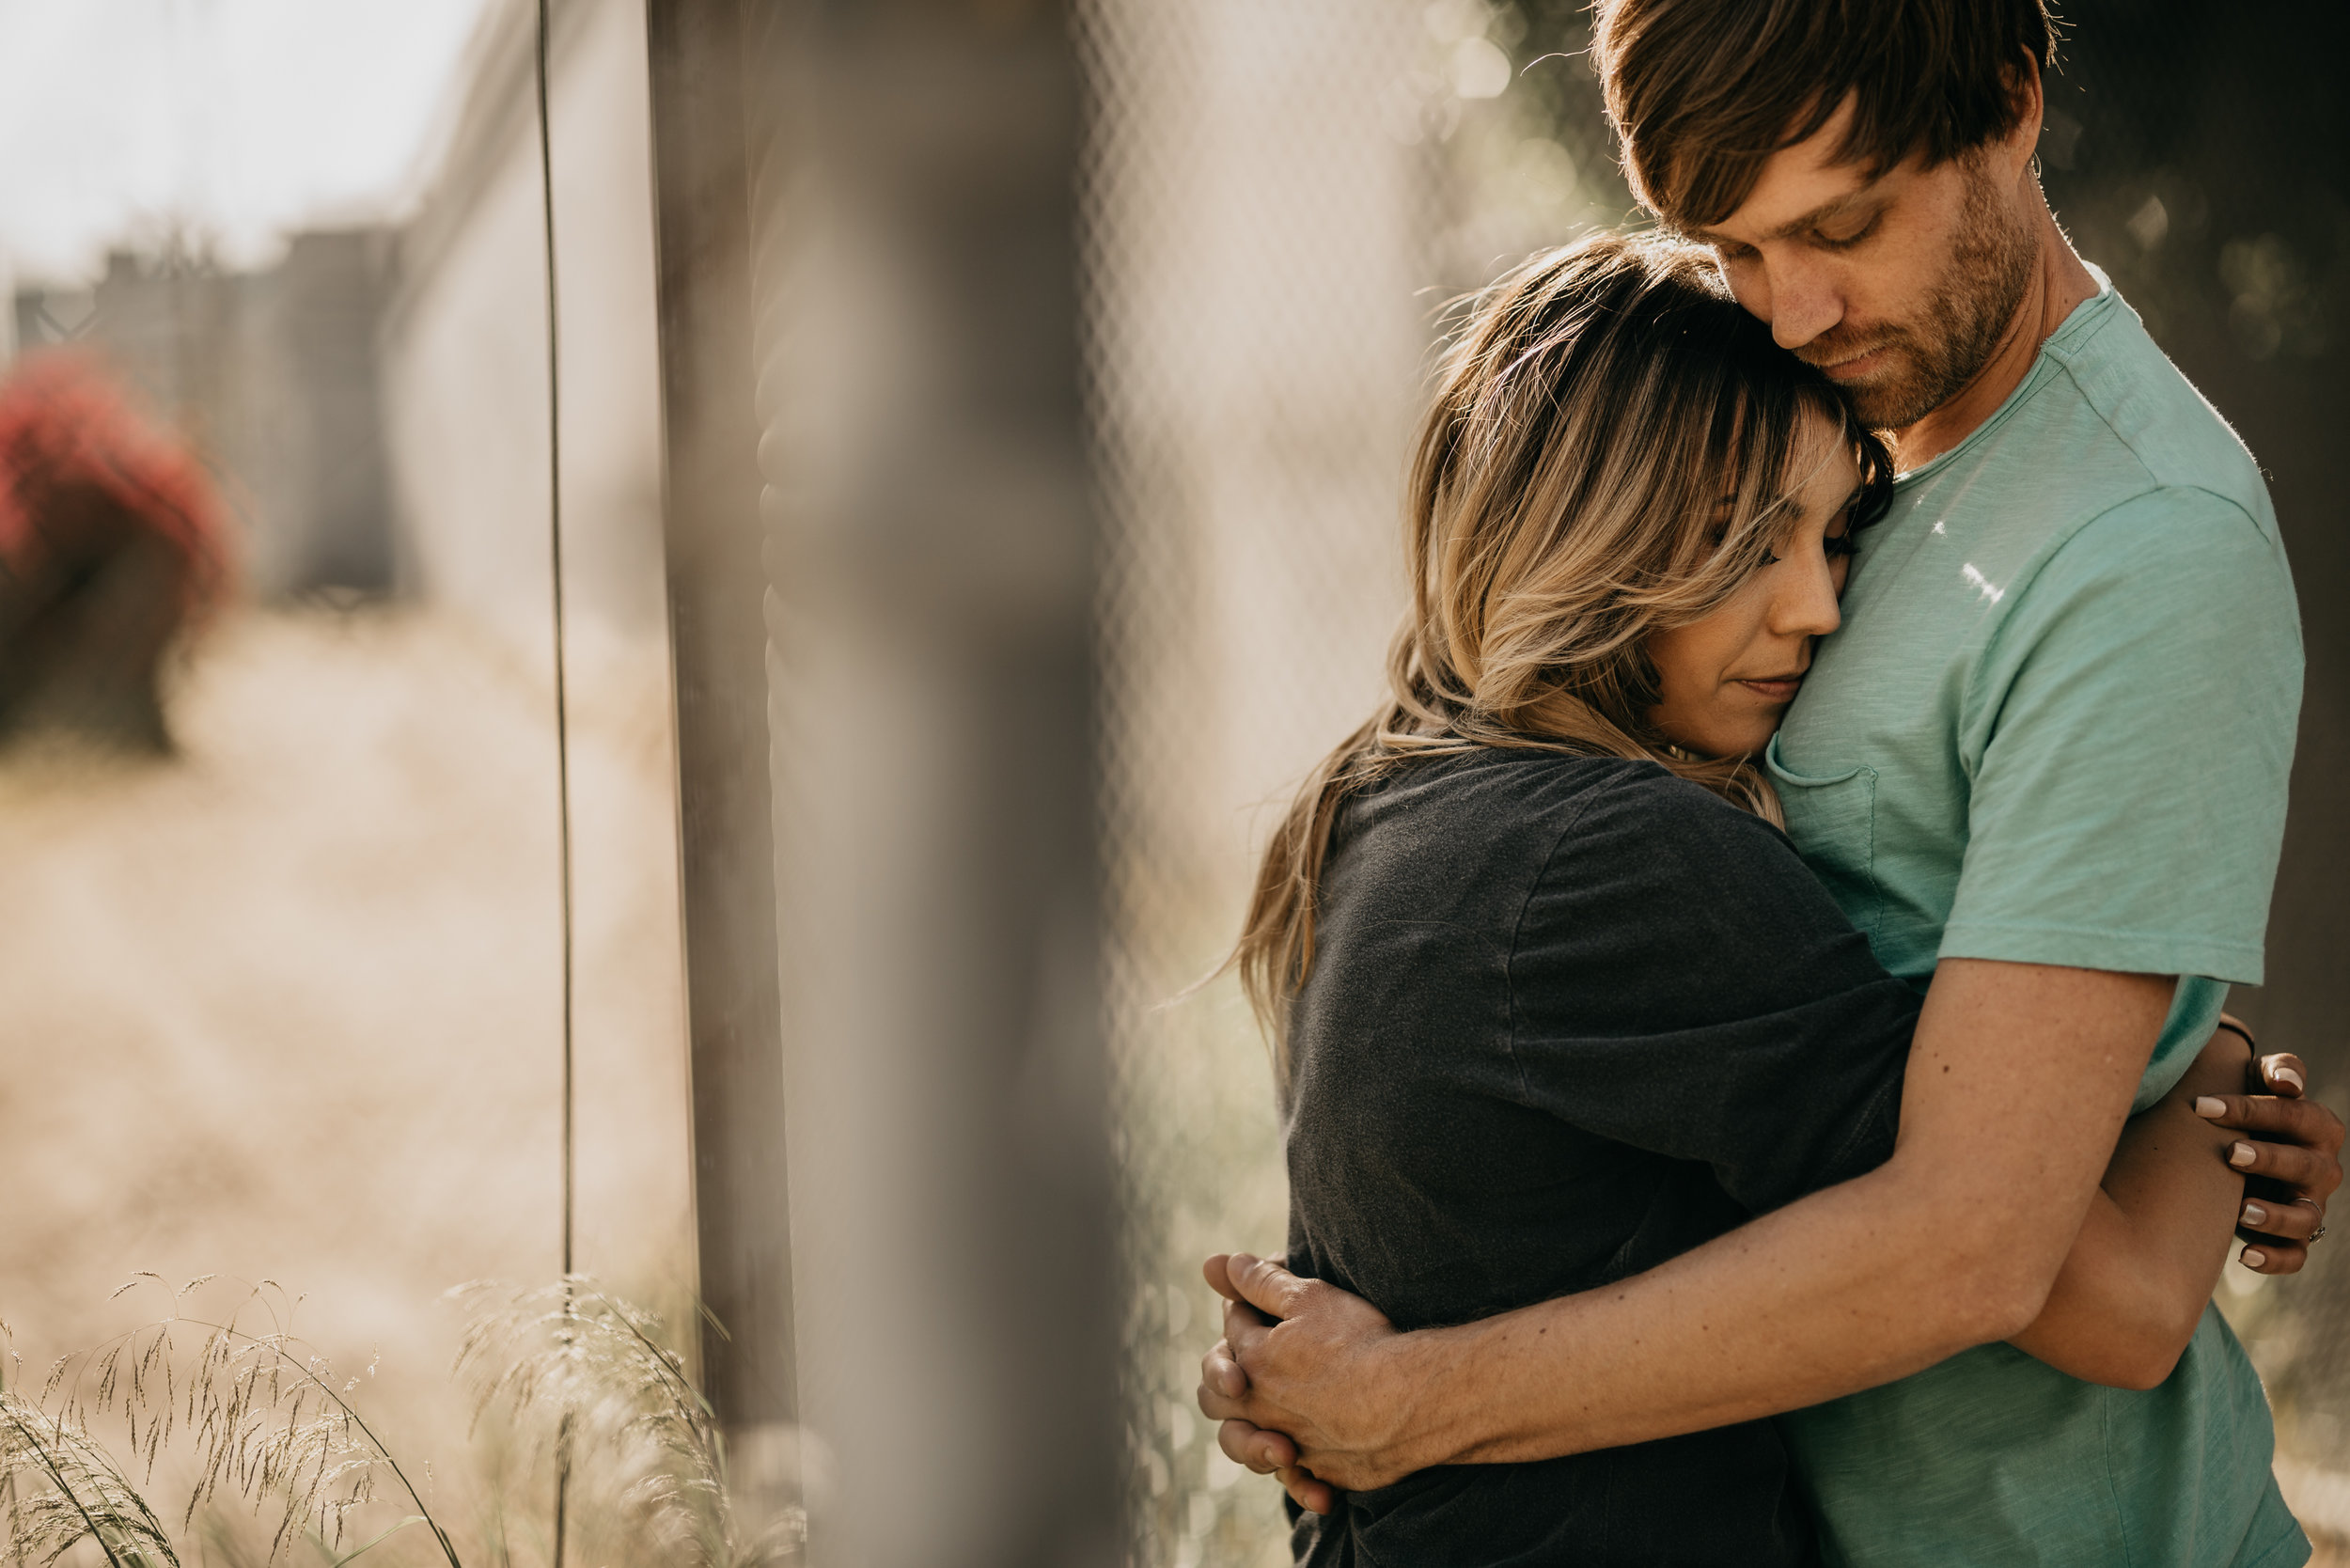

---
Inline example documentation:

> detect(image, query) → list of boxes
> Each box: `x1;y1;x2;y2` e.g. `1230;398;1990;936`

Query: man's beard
1802;158;2038;432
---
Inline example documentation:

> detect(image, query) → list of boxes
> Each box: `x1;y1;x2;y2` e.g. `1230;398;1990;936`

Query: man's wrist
1375;1316;1510;1472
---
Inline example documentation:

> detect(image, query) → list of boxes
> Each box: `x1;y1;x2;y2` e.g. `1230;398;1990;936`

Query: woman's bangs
1700;376;1806;577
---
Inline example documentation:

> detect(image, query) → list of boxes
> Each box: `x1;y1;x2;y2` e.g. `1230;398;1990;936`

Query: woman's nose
1773;556;1843;639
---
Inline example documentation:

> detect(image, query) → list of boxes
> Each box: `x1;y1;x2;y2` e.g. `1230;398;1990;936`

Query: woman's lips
1734;675;1805;702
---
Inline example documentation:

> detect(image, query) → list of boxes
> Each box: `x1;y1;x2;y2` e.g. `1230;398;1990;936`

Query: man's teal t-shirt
1770;276;2308;1568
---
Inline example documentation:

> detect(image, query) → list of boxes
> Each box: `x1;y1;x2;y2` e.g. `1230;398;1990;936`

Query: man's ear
2001;50;2046;176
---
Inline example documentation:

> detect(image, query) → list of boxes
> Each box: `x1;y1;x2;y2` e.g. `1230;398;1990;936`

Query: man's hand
1194;1254;1418;1513
2193;1047;2343;1274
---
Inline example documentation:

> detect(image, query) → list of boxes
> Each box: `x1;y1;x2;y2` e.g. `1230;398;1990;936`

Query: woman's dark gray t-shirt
1284;750;1919;1568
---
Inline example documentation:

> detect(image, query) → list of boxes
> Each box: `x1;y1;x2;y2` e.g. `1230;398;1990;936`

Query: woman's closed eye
1764;514;1858;566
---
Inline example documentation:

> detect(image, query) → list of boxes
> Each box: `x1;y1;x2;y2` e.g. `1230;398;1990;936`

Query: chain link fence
1077;3;1633;1560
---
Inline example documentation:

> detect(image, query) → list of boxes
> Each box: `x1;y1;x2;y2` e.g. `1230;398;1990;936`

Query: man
1197;2;2344;1563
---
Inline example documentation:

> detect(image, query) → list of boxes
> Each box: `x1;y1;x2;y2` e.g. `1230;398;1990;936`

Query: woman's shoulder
1346;746;1779;845
1375;744;1660;802
1520;760;1838;941
1570;758;1791;850
1346;747;1654;842
1406;747;1779;839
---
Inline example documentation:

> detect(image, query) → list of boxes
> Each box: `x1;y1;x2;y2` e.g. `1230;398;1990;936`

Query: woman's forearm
2004;1031;2249;1388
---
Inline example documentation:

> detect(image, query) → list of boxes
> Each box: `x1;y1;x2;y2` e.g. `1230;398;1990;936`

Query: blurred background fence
0;1;2344;1564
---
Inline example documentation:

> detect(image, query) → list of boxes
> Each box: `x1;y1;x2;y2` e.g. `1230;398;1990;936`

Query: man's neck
1888;188;2100;472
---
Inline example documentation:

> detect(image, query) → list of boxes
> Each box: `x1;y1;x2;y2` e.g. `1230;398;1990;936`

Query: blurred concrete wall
382;0;666;651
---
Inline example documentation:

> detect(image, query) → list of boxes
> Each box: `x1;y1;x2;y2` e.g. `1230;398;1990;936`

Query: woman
1230;232;2282;1565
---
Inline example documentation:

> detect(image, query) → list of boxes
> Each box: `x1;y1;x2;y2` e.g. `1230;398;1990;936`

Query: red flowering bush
0;352;236;749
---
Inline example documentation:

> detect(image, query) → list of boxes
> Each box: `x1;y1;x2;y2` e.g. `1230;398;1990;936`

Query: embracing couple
1192;2;2345;1564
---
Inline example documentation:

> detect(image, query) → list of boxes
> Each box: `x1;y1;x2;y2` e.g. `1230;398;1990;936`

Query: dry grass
0;605;697;1562
452;1279;799;1567
0;1271;771;1568
0;1385;182;1568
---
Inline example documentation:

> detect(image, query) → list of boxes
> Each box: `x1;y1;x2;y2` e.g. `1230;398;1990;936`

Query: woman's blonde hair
1234;231;1892;1075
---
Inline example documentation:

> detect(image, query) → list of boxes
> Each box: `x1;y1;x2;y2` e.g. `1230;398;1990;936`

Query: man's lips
1805;337;1898;381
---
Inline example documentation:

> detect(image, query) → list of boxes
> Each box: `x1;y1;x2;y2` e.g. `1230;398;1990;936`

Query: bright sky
0;0;494;282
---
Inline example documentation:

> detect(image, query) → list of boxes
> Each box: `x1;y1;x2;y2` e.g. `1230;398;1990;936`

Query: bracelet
2214;1019;2259;1054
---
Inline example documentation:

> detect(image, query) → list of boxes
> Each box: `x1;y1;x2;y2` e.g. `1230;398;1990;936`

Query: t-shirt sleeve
1940;488;2301;982
1504;768;1919;1216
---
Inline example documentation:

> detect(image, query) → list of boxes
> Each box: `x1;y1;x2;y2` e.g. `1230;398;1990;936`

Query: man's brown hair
1593;0;2059;228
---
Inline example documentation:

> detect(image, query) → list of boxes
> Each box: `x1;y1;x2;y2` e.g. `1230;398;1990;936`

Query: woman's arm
2005;1027;2250;1388
2011;1024;2334;1388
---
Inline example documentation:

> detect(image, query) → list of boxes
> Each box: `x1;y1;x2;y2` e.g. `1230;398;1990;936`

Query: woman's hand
2192;1044;2343;1274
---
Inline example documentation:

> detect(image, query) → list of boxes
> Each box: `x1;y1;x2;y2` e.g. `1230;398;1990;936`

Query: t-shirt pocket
1763;735;1883;945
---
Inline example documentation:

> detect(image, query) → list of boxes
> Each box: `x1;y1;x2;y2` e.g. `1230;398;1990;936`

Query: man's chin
1806;347;1928;431
1842;372;1940;434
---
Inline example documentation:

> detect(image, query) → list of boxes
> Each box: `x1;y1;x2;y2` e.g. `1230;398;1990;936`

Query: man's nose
1762;255;1842;352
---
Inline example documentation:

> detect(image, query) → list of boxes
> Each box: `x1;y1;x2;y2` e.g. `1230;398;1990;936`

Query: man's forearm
1332;962;2173;1475
1398;1159;2035;1466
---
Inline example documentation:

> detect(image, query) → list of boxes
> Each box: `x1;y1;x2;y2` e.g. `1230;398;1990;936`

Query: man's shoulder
2040;291;2276;536
1902;291;2288;612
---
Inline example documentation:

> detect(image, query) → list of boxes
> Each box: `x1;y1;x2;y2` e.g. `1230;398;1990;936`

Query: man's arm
1207;1040;2340;1513
1198;958;2164;1490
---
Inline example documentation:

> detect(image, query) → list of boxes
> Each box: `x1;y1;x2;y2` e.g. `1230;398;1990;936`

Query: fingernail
2196;1096;2227;1118
2275;1068;2306;1092
2243;1247;2268;1269
2231;1141;2258;1168
2244;1202;2269;1226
